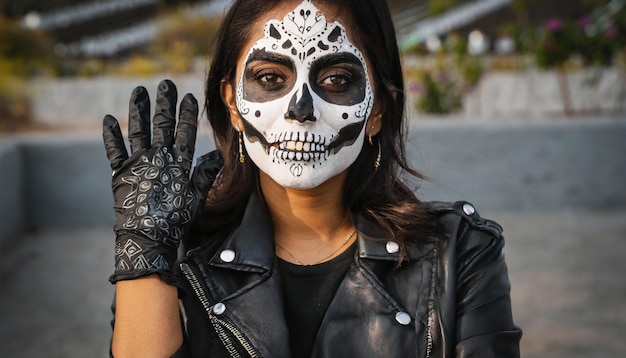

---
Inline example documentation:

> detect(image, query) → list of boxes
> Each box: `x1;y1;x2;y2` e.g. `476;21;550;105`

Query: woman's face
226;0;378;190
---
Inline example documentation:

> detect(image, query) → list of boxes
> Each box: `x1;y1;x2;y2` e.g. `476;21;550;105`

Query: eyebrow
311;53;363;69
246;49;294;69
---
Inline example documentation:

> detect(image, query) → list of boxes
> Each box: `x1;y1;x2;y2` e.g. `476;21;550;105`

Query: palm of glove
103;79;222;284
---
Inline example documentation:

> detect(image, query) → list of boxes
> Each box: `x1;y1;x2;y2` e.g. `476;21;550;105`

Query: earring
374;138;381;170
237;126;245;163
367;125;380;170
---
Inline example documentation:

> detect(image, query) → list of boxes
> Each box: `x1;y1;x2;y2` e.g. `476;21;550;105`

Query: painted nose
284;84;316;123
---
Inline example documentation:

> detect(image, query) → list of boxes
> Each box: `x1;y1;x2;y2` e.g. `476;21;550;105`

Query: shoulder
423;200;503;239
421;200;506;266
422;202;522;354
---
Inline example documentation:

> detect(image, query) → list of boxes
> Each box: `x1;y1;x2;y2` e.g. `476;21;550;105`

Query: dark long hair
200;0;430;254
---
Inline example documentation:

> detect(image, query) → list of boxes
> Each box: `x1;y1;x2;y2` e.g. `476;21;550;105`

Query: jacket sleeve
451;204;522;357
430;201;522;357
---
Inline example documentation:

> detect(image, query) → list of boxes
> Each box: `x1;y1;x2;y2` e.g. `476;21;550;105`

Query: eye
257;71;284;84
317;68;356;93
254;70;286;90
322;74;349;86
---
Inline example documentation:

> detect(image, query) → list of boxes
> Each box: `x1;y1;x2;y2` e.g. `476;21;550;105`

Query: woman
103;0;522;357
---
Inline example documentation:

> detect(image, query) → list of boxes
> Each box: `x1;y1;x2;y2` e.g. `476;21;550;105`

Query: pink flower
605;26;618;39
547;18;563;31
409;82;423;94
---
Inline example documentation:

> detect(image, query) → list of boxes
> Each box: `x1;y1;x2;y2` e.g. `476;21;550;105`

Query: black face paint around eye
309;53;366;105
243;49;296;102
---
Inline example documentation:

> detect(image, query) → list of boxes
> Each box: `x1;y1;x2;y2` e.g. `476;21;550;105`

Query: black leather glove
103;79;222;285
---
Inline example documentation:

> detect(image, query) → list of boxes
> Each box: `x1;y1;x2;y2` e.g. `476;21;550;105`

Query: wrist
110;234;178;285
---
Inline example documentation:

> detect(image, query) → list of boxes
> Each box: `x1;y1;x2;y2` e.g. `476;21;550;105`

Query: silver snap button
395;311;411;325
462;203;475;216
219;249;236;263
213;303;226;315
386;241;400;254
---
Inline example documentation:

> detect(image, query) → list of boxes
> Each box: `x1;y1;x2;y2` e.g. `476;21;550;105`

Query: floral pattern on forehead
260;0;367;69
272;1;340;62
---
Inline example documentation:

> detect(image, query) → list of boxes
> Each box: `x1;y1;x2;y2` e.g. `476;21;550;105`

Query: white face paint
236;0;374;189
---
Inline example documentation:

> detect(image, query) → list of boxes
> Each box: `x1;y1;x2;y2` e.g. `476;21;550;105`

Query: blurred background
0;0;625;357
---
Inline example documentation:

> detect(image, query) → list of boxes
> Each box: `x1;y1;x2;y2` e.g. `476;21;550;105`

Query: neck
259;171;355;264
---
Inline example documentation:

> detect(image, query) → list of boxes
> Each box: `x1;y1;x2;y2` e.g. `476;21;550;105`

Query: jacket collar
208;191;275;272
205;191;431;269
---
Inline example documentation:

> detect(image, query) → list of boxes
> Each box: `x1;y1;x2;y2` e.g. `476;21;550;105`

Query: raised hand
103;79;222;285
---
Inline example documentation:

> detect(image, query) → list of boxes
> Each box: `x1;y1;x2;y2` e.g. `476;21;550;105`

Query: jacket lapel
191;192;290;358
312;217;437;358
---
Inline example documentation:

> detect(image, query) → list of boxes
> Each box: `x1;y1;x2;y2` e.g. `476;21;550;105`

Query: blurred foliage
97;12;220;77
152;14;220;67
0;16;56;77
0;72;30;129
404;48;485;115
507;0;626;68
0;16;56;126
427;0;460;16
116;55;162;76
56;9;221;77
414;70;460;114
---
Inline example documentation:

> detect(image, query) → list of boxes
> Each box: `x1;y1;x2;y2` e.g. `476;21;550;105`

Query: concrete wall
0;117;625;241
463;68;626;119
19;134;116;228
29;74;206;127
0;140;24;247
7;132;216;230
411;118;626;210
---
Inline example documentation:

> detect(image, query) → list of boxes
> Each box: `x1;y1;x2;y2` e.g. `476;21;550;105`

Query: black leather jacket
164;193;521;357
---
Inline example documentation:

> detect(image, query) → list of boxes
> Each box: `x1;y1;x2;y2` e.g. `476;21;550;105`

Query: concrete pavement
493;209;626;358
1;210;625;357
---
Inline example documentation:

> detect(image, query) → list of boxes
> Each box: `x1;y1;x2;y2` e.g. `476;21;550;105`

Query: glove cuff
109;234;178;286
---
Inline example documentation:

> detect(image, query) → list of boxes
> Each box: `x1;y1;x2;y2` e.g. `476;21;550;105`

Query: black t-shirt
277;243;356;358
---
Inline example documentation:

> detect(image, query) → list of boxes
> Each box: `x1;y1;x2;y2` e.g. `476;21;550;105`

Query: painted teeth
278;141;325;152
272;147;329;162
269;132;329;162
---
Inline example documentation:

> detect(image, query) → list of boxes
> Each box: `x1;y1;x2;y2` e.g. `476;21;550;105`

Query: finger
191;150;224;200
103;114;129;171
174;93;199;170
128;86;151;154
153;79;178;148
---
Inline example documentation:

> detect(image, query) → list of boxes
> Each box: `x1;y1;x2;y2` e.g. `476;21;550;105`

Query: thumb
191;150;224;199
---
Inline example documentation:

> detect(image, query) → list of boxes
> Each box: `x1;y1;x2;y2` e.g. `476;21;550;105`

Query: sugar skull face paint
236;0;374;189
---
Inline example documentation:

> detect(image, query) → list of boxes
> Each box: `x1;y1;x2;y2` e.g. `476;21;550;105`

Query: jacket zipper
180;262;259;358
425;244;438;358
